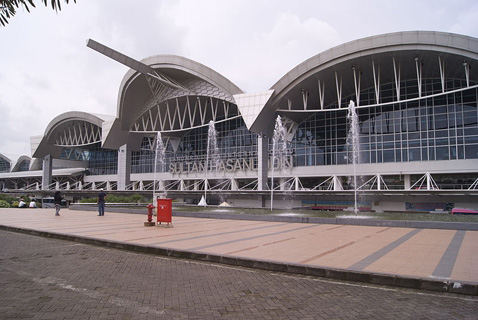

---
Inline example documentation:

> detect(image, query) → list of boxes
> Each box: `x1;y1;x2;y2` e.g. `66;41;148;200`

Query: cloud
159;1;341;91
449;4;478;35
250;12;341;89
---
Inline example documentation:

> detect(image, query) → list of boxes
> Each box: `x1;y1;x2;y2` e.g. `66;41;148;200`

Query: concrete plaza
0;207;477;295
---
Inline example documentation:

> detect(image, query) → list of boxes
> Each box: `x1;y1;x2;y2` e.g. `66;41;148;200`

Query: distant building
1;31;478;211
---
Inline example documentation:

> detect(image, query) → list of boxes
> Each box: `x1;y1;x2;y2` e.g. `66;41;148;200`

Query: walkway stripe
349;229;422;271
149;222;289;245
432;230;466;279
65;218;235;234
189;224;319;250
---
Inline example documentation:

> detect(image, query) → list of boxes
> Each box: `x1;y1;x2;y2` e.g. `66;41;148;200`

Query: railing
7;177;476;193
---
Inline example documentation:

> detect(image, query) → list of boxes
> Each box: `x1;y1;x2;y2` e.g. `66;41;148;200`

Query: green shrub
108;194;148;203
0;200;10;208
78;194;149;204
0;194;16;204
78;198;96;204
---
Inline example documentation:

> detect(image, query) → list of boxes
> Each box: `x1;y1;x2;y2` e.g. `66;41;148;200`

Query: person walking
97;188;107;216
54;191;63;216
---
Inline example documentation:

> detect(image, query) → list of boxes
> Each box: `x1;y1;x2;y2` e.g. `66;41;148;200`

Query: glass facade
87;147;118;175
59;144;118;175
131;136;158;174
291;80;478;168
129;80;478;181
16;159;30;171
131;118;258;174
0;157;10;173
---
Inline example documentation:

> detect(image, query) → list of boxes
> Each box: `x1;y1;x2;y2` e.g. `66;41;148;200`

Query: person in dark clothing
54;191;63;216
97;189;107;216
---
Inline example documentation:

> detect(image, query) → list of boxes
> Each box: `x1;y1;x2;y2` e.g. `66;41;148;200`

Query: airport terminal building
1;31;478;211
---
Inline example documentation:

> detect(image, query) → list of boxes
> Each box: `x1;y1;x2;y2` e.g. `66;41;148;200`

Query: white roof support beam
145;76;168;102
464;61;470;87
317;79;325;110
149;109;156;131
335;72;342;108
178;98;186;130
372;60;380;104
188;97;197;128
393;58;401;101
170;100;179;130
439;56;446;93
211;97;217;121
159;102;167;130
415;57;423;98
352;66;361;106
197;97;206;125
166;101;173;130
301;89;308;110
223;101;229;119
133;95;238;133
54;121;102;147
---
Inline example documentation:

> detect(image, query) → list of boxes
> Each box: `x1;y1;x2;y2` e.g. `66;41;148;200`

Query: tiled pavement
1;208;477;295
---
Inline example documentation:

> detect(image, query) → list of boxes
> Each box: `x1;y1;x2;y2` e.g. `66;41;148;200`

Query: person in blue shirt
97;189;107;216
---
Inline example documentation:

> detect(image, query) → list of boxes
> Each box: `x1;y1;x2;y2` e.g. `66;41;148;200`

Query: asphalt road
0;230;477;320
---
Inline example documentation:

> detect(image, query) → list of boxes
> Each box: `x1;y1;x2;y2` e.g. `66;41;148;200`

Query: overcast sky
1;0;478;160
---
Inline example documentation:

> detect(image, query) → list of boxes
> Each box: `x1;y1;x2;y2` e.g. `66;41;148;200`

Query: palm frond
1;0;75;26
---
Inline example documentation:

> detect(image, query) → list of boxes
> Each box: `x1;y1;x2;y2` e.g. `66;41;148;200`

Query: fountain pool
173;205;478;223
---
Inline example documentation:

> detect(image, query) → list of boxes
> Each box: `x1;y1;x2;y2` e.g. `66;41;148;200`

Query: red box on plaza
156;198;172;225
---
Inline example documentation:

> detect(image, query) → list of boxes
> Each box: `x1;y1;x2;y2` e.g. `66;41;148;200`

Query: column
279;178;286;190
333;175;343;191
42;154;52;190
230;178;238;191
404;174;411;190
257;134;269;191
117;144;131;191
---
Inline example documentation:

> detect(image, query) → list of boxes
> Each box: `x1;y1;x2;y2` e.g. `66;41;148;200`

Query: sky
1;0;478;160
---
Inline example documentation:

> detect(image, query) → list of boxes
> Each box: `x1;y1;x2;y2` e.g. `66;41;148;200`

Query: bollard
144;203;156;226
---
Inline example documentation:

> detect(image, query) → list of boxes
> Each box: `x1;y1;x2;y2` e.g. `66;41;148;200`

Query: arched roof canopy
109;55;244;149
0;153;12;173
11;155;31;172
253;31;478;136
33;111;114;158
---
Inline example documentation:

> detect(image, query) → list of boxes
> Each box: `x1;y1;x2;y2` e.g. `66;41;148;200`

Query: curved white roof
33;111;114;158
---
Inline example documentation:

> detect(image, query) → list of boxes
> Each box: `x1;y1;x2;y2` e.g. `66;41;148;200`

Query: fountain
347;100;360;214
153;131;166;202
270;115;288;210
199;120;220;206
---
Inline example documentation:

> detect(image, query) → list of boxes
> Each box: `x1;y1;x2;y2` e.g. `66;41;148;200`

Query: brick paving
1;229;477;319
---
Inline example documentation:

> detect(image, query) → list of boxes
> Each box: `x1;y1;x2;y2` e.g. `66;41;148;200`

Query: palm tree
0;0;76;27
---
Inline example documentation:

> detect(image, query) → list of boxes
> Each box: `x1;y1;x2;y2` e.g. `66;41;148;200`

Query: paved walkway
1;208;477;295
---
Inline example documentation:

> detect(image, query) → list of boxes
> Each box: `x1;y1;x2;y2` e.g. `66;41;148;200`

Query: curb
1;224;477;296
